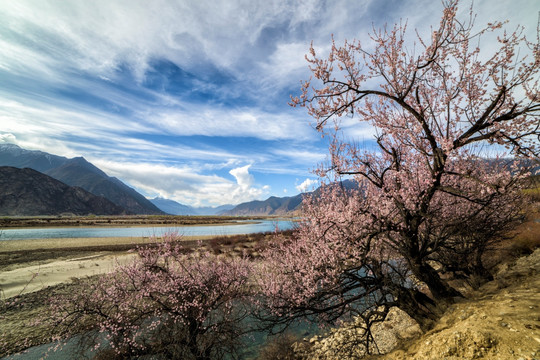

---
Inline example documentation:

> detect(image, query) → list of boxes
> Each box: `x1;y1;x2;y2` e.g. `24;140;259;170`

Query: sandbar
0;235;215;252
0;235;217;298
0;252;137;299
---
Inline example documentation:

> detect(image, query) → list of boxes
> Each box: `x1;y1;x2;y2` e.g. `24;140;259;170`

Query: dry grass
482;208;540;273
0;215;268;228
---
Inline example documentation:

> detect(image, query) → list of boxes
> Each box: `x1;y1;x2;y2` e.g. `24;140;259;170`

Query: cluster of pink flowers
49;233;252;359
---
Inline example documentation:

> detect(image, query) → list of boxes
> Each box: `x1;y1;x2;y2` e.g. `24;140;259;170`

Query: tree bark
410;259;463;301
391;285;441;332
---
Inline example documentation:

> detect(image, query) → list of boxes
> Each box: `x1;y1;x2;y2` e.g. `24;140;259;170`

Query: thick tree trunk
391;285;441;332
472;249;493;282
410;259;463;301
186;320;211;360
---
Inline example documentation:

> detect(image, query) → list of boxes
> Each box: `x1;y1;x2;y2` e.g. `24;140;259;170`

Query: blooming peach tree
49;233;253;360
258;0;539;346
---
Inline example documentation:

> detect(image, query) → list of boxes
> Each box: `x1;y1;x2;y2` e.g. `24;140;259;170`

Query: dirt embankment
296;248;540;360
373;249;540;360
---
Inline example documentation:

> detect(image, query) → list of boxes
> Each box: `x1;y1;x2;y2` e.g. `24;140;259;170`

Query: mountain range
0;143;325;217
149;198;235;216
0;144;162;215
0;166;126;216
150;195;304;216
221;194;303;215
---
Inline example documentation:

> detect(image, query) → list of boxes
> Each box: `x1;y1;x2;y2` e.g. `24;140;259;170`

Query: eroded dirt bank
374;249;540;360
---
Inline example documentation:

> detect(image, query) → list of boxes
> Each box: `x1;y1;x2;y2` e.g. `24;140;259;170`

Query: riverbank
293;211;540;359
0;230;278;298
375;248;540;360
0;236;197;299
0;215;273;229
292;248;540;360
0;252;137;298
0;235;215;253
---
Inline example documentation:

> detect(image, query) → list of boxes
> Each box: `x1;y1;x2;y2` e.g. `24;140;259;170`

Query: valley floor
0;232;271;357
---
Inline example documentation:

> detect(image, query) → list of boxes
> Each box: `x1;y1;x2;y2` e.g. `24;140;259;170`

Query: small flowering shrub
49;233;253;360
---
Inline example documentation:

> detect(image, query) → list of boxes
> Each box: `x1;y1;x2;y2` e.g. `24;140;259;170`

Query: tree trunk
472;249;493;282
410;259;463;301
391;285;441;332
186;320;211;360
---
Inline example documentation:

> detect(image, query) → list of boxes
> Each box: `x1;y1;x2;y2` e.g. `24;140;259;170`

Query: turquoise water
0;220;295;241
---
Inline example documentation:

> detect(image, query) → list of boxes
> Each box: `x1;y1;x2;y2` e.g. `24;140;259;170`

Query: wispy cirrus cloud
0;0;536;206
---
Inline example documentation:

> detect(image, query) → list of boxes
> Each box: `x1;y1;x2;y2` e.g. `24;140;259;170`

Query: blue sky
0;0;537;206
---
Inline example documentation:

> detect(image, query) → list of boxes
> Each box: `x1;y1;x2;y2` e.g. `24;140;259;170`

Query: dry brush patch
0;215;267;228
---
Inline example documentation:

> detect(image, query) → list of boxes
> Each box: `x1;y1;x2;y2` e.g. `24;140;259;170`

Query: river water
0;219;296;241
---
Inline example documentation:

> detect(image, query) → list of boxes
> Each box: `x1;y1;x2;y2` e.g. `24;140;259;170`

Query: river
0;219;296;241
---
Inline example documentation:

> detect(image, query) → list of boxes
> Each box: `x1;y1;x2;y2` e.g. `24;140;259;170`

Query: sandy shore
0;252;137;299
0;235;217;299
0;235;215;252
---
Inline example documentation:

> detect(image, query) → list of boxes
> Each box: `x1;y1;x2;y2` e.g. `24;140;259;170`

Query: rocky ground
301;248;540;360
374;248;540;360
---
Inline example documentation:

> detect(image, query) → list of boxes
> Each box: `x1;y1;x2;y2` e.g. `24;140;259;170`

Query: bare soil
373;248;540;360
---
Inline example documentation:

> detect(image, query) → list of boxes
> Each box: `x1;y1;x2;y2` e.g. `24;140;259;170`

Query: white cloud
0;0;373;89
229;165;254;190
271;148;326;166
0;133;16;144
296;178;318;193
1;0;535;91
143;106;314;141
93;160;268;207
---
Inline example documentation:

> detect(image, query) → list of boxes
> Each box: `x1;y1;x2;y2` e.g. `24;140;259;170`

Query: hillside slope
0;144;162;214
0;167;127;216
300;248;540;360
150;197;196;215
380;249;540;360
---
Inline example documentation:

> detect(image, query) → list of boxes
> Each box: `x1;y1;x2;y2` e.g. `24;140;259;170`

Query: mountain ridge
0;166;127;216
0;144;163;215
150;197;235;216
221;194;304;216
